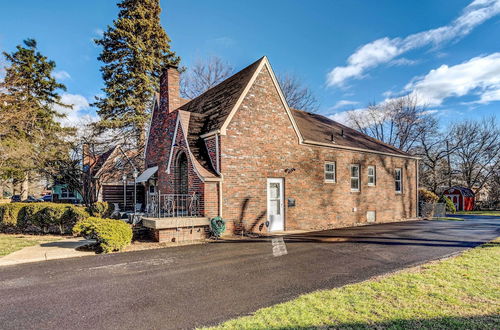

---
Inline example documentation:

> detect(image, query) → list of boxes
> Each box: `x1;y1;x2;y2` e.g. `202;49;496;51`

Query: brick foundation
153;225;210;243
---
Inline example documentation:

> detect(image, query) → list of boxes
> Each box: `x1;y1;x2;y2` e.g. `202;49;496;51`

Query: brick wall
153;225;209;243
204;136;219;173
220;65;417;234
145;109;206;215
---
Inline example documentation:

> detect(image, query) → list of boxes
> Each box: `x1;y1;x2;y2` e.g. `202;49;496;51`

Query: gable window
367;166;376;186
350;164;360;191
324;162;336;183
395;168;402;193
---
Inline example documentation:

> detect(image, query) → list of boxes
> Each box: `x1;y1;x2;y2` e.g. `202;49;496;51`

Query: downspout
218;180;223;218
416;158;419;218
215;134;222;218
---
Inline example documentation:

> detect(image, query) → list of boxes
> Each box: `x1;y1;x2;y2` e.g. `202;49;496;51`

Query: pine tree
0;39;73;197
94;0;180;147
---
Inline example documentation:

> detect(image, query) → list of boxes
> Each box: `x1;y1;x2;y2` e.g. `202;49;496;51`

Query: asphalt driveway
1;215;498;329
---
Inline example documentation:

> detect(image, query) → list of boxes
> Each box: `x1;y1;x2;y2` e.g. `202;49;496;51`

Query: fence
420;202;446;218
146;193;201;218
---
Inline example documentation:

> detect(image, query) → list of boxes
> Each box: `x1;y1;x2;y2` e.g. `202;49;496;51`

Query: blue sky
0;0;499;127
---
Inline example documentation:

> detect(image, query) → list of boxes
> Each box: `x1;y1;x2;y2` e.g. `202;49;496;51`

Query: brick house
139;56;418;241
83;145;144;210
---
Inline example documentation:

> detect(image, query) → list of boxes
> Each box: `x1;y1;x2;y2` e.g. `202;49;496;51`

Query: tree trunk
21;173;29;200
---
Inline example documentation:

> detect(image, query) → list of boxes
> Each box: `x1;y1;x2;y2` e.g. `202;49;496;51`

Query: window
350;164;360;191
324;162;336;183
61;187;68;198
114;157;124;169
367;166;376;186
395;168;402;193
60;187;75;199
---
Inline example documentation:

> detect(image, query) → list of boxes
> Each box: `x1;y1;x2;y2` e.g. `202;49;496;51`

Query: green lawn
455;211;500;216
433;217;464;221
0;234;61;257
207;238;500;329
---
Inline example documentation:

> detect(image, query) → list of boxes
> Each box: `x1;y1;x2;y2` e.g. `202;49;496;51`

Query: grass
455;210;500;216
206;238;500;329
0;234;62;257
432;217;464;221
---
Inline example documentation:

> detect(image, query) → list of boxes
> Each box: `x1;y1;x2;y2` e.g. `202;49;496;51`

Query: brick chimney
160;64;180;114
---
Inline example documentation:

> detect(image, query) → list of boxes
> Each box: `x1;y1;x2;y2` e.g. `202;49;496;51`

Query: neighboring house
140;56;419;241
443;186;475;211
51;183;82;204
83;145;145;210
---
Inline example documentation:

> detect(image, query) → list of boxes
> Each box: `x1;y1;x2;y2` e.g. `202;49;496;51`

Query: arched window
175;151;188;194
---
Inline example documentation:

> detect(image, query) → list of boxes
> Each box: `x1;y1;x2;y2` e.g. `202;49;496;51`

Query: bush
0;202;89;234
440;195;456;214
73;217;132;253
86;202;115;218
0;203;25;227
419;188;439;204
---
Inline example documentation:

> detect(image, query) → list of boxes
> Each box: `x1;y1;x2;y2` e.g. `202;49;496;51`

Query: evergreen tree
0;39;73;197
94;0;180;147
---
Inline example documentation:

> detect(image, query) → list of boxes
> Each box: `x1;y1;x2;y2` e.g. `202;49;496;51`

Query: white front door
267;178;284;231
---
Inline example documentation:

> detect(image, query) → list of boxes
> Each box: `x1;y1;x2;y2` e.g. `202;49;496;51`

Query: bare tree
450;116;500;195
277;73;319;112
180;56;319;112
347;94;436;152
180;56;234;99
414;128;464;193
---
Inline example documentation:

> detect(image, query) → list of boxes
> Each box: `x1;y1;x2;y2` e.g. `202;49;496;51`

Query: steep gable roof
178;57;265;134
157;56;416;174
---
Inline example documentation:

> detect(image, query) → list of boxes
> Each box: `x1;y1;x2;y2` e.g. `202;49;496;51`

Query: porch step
142;217;210;229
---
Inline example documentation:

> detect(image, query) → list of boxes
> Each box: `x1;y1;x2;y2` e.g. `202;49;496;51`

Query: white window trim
324;161;336;183
367;165;376;187
395;168;403;194
350;164;360;192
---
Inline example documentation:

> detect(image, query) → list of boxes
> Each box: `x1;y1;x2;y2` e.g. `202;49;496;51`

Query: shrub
73;217;132;253
419;188;439;204
0;203;25;227
0;203;89;234
86;202;115;218
440;195;456;214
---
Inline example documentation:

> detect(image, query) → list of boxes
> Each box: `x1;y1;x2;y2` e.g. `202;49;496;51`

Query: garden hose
210;216;226;237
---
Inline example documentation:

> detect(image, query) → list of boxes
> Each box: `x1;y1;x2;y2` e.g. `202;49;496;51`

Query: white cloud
53;93;98;127
404;53;500;105
389;58;419;67
332;100;359;109
329;107;371;126
53;70;71;80
94;28;104;37
327;0;500;87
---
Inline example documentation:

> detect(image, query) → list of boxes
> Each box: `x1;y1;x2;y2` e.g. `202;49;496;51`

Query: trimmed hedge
86;202;115;218
0;203;88;234
73;217;132;253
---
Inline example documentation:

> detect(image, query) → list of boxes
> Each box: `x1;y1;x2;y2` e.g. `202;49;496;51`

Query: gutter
301;139;421;160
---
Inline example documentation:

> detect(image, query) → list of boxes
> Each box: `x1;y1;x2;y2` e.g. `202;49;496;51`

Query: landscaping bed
207;238;500;329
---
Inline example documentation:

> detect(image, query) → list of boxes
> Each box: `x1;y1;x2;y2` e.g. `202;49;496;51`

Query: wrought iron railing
146;193;201;218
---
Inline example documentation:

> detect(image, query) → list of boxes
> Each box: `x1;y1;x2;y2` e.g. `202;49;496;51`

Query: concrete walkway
0;238;95;266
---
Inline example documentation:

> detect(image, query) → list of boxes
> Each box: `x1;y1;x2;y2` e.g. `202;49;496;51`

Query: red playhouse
443;186;475;211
